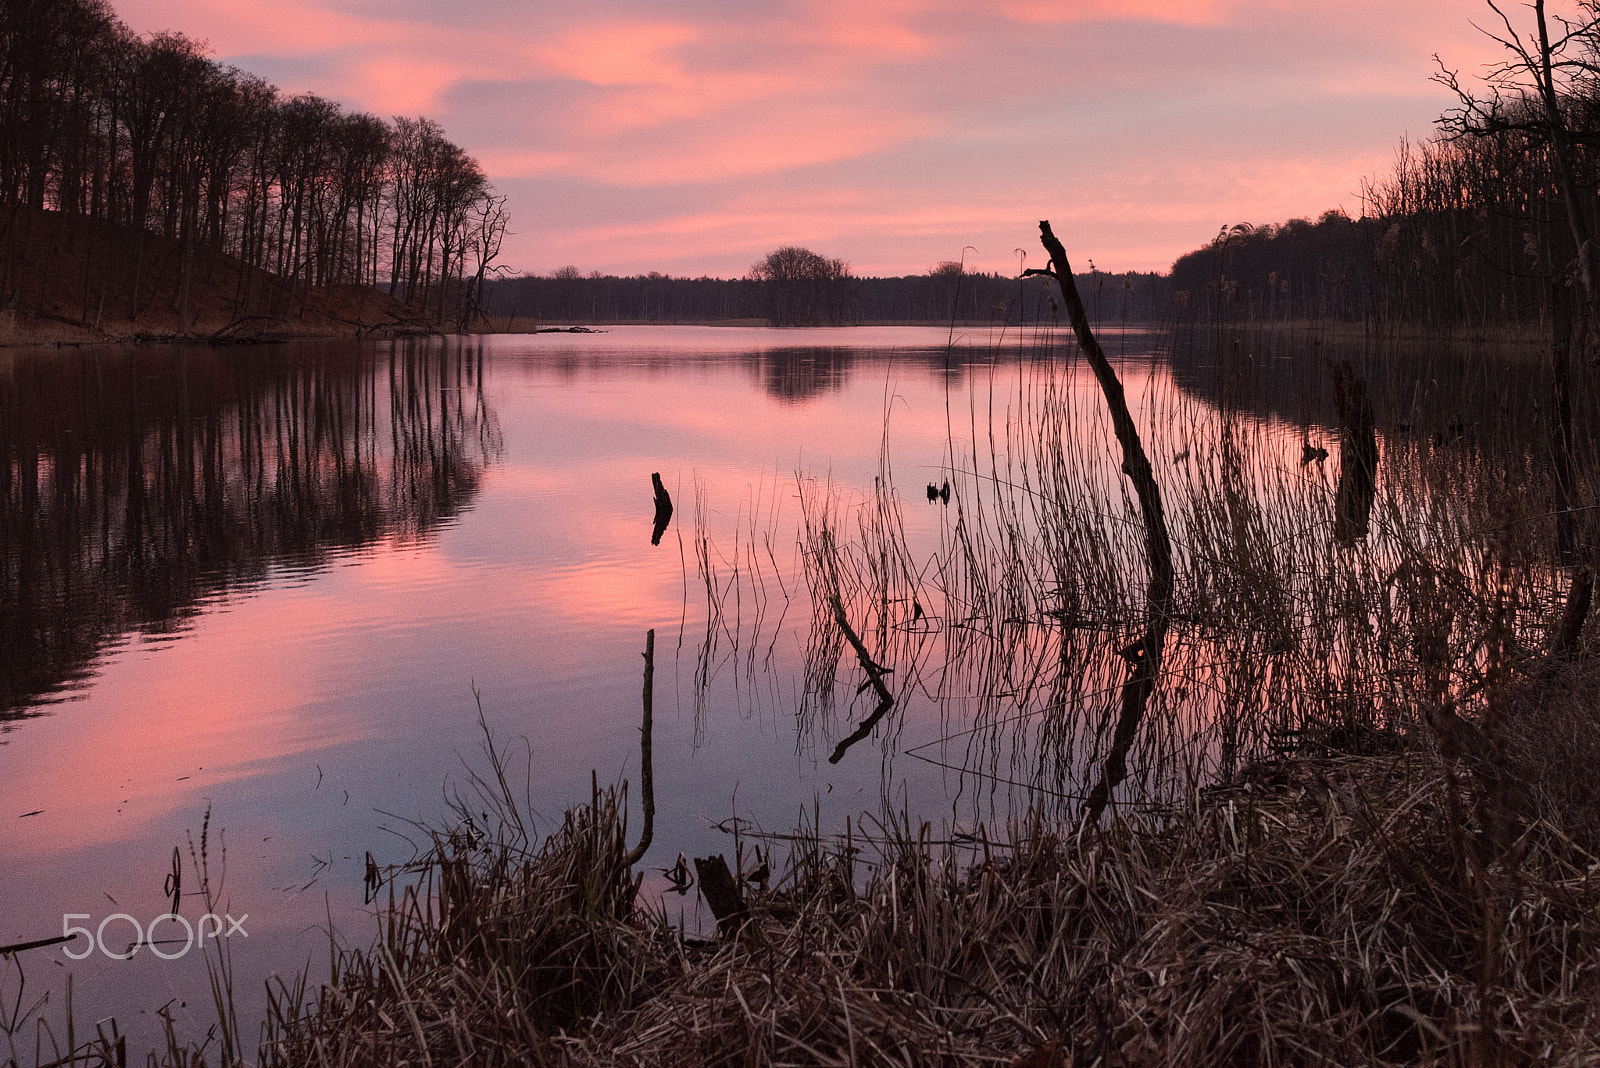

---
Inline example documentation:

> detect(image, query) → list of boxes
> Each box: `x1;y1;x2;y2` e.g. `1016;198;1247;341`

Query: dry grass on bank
244;678;1600;1068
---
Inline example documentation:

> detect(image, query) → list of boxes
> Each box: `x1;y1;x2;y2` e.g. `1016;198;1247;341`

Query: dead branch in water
1026;219;1174;823
622;628;655;868
827;593;896;764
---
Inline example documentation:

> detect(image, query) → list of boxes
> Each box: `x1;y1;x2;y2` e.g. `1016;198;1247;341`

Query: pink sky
117;0;1511;277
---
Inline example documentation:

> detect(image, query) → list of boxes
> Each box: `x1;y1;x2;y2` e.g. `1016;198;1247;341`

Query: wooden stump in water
650;472;673;545
693;855;747;937
1332;360;1378;544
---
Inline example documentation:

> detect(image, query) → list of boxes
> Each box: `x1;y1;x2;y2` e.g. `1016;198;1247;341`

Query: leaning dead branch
1025;219;1174;822
827;593;896;764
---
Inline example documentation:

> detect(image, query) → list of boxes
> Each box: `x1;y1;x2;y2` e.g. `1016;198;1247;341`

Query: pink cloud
533;22;703;88
1002;0;1241;26
117;0;385;55
592;108;928;184
118;0;1510;276
571;71;809;134
478;148;586;174
789;0;942;55
347;57;480;115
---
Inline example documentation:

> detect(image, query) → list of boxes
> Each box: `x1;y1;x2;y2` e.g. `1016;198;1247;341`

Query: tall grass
797;317;1600;825
242;738;1600;1065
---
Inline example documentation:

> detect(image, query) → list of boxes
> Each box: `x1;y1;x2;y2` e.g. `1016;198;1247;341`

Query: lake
0;324;1198;1046
18;319;1543;1057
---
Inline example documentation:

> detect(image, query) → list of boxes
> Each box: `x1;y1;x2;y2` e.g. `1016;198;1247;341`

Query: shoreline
258;725;1600;1066
2;316;1551;350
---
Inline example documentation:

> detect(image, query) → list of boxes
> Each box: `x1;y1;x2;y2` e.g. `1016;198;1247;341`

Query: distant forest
1167;45;1600;329
0;0;507;328
7;0;1595;335
490;84;1600;333
483;259;1173;327
482;5;1600;333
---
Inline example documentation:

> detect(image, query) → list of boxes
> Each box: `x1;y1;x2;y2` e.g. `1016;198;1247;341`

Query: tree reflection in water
0;339;499;719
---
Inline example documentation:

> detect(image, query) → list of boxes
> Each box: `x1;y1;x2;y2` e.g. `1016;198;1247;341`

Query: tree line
0;0;508;327
1164;132;1581;328
483;251;1172;326
1168;3;1600;328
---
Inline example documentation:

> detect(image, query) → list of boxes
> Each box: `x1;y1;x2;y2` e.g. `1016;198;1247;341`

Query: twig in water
828;594;896;764
622;629;655;867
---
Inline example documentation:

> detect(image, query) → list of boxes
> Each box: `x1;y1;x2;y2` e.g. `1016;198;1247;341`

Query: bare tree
460;192;509;329
1435;0;1600;309
749;246;854;325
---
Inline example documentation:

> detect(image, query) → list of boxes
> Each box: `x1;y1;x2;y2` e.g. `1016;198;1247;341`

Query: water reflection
772;323;1597;819
0;340;498;719
754;348;856;402
1165;327;1581;454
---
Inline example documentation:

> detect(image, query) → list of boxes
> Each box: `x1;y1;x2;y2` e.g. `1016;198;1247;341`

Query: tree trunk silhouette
1027;220;1173;824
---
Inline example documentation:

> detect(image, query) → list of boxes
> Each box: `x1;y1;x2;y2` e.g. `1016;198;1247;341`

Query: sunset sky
116;0;1511;278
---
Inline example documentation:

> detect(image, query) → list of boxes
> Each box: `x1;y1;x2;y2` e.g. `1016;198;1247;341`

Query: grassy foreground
245;673;1600;1068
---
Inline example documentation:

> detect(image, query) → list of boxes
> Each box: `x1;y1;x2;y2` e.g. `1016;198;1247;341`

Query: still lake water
1;324;1210;1045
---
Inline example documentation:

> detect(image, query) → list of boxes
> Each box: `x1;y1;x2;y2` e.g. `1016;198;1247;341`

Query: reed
235;744;1600;1066
794;312;1600;825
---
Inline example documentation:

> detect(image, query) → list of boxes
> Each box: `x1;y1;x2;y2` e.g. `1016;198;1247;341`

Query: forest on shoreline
0;0;508;342
10;0;1600;341
7;0;1600;341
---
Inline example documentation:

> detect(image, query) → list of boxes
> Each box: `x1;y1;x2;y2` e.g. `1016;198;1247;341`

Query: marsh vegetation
24;290;1600;1065
15;0;1600;1060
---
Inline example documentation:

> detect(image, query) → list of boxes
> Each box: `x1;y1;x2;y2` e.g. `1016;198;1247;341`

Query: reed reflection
0;340;498;719
760;325;1598;819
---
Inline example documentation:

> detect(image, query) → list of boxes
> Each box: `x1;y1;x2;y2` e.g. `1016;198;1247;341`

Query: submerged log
1332;360;1379;544
1027;221;1173;824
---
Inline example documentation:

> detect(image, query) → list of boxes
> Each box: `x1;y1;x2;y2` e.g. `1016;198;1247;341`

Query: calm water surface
1;324;1188;1045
